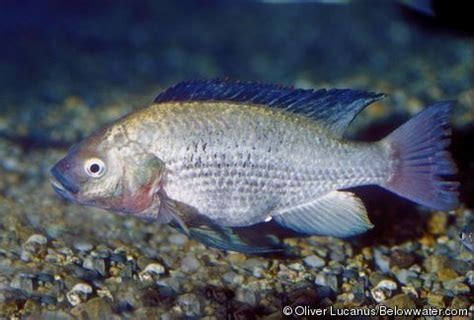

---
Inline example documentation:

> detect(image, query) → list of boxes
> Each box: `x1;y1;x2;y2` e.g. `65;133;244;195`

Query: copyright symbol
283;306;293;316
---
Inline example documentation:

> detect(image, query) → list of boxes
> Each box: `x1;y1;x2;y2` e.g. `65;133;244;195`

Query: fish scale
142;102;390;226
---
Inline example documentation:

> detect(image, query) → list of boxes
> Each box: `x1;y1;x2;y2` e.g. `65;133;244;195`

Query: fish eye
84;158;106;178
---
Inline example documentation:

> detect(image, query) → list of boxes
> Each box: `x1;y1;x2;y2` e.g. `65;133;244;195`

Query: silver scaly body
116;101;391;227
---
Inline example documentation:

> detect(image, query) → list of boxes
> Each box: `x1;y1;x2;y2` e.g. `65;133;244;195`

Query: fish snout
50;162;81;195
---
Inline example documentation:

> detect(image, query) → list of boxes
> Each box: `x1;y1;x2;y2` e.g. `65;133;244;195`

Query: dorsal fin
154;80;385;136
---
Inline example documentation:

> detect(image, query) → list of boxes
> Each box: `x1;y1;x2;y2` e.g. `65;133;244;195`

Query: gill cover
120;152;164;216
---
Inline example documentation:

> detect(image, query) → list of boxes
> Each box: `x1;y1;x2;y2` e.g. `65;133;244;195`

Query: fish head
50;129;165;217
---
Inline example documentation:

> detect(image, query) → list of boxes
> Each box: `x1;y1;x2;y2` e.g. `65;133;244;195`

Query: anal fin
273;191;373;238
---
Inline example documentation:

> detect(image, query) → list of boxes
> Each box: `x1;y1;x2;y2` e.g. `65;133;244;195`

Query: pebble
156;275;184;293
389;250;415;268
181;255;201;274
34;311;75;320
315;273;339;292
25;234;48;246
243;258;268;278
236;287;257;306
450;296;471;309
427;292;445;308
66;283;93;306
427;211;448;235
83;256;107;277
71;297;113;319
423;255;448;273
436;267;458;281
303;255;326;268
10;274;34;293
382;294;416;319
401;285;418;298
21;234;48;261
394;269;418;285
449;283;470;295
373;248;390;273
465;270;474;286
138;263;166;281
370;279;398;303
73;241;94;252
222;271;244;285
177;293;202;317
169;233;188;245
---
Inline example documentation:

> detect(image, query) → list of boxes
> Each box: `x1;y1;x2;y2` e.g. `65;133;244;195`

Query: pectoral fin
273;191;373;238
170;214;293;255
159;193;292;255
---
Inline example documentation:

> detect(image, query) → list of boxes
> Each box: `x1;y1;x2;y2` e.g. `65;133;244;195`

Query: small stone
465;270;474;286
369;272;389;286
22;299;42;317
73;241;93;252
83;257;107;277
236;287;257;306
315;273;339;292
427;211;448;235
450;296;470;309
10;274;34;293
304;255;326;268
394;269;418;285
177;293;202;317
227;253;247;265
450;283;470;295
222;271;244;285
288;262;304;271
71;297;113;319
436;267;458;281
242;258;268;278
374;248;390;273
169;233;188;245
181;255;201;274
423;255;448;273
66;283;93;306
427;292;445;308
329;250;345;262
139;263;165;281
401;285;418;298
370;279;398;303
382;294;416;319
389;250;415;268
34;311;75;320
442;276;464;290
25;234;48;246
21;234;48;261
156;274;185;293
0;301;18;315
37;272;55;284
336;292;355;304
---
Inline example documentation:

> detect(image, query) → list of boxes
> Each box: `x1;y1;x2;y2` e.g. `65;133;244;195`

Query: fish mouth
50;165;80;196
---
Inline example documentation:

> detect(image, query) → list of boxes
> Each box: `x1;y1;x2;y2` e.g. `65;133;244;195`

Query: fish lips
50;163;81;198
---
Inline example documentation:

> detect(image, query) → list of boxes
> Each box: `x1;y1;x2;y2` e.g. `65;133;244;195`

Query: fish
50;80;459;254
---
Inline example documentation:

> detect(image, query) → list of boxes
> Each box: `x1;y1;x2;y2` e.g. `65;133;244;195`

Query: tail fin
382;101;459;211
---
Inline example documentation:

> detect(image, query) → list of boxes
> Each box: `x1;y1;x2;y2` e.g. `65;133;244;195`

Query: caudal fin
382;102;459;211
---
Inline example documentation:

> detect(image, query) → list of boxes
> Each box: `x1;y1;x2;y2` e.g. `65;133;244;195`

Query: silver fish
50;80;459;254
